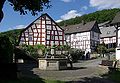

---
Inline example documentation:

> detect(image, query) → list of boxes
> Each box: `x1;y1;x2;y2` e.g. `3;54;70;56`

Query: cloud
14;25;26;29
8;25;26;30
61;0;72;3
56;19;63;23
90;0;120;9
61;10;82;20
81;6;88;11
56;10;82;22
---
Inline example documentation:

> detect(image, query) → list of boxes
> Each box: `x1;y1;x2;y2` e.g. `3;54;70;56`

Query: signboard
116;47;120;60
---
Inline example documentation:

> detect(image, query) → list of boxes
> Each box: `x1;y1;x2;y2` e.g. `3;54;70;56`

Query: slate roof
98;21;111;27
63;21;101;34
111;12;120;24
100;26;116;38
20;13;64;32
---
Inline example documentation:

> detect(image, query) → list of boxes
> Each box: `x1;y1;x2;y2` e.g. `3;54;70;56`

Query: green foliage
8;0;51;16
0;29;23;45
0;78;65;83
0;0;51;22
0;35;13;63
97;42;107;55
55;45;71;51
20;44;46;58
59;8;120;26
69;48;84;62
62;45;71;50
107;48;115;53
34;44;47;54
102;69;120;83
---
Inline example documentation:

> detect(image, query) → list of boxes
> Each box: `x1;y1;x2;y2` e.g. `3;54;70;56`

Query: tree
0;0;51;22
97;42;107;57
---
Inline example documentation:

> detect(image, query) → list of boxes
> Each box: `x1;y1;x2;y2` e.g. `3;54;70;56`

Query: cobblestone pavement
18;58;115;83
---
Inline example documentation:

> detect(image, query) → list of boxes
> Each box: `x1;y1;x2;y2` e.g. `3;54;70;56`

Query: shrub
107;48;115;53
19;44;47;58
55;45;71;51
69;48;84;62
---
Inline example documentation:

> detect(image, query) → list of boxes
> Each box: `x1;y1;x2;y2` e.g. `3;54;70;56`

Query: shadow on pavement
66;67;87;70
0;60;45;83
66;76;115;83
16;61;45;83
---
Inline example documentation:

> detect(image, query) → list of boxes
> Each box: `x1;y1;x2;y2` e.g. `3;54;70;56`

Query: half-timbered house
63;21;101;52
111;12;120;47
19;13;66;46
99;21;116;48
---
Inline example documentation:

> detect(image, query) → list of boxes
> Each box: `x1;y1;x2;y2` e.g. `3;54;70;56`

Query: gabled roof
63;21;100;34
21;13;64;32
98;21;111;27
100;26;116;38
18;13;64;45
111;12;120;24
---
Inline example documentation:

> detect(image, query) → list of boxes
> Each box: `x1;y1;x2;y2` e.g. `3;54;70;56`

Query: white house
101;12;120;48
111;12;120;60
63;21;101;52
99;21;116;48
18;13;66;46
111;12;120;47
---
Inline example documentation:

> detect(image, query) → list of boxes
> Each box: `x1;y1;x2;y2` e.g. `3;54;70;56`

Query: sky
0;0;120;32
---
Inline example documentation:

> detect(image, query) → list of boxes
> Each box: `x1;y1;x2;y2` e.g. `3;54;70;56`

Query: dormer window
107;31;111;34
114;30;116;33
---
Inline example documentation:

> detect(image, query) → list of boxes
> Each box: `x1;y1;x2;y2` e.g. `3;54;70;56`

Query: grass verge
102;68;120;83
0;78;65;83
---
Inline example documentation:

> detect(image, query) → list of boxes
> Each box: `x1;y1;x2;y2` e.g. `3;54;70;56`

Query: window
98;34;99;39
107;31;111;34
91;40;95;46
51;35;54;40
92;31;94;38
73;34;76;39
28;34;33;41
28;36;32;41
114;30;116;33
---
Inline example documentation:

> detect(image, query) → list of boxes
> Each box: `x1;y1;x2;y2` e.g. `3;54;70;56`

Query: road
18;58;115;83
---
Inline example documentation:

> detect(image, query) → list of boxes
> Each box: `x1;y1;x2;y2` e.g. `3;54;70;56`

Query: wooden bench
100;60;113;66
108;60;119;73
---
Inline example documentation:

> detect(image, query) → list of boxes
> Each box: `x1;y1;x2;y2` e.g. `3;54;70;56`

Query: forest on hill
58;8;120;26
0;29;22;45
0;8;120;45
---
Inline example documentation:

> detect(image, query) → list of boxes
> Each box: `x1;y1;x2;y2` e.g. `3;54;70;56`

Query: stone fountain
38;42;68;70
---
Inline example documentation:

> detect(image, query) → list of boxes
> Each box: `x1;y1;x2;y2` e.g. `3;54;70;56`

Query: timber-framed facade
63;21;101;52
18;13;66;46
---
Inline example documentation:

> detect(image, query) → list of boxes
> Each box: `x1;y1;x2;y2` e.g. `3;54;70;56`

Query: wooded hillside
58;8;120;26
0;29;23;45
